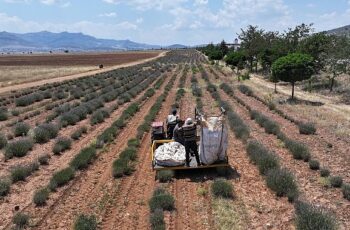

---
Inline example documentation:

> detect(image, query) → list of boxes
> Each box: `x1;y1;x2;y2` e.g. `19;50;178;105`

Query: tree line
198;23;350;99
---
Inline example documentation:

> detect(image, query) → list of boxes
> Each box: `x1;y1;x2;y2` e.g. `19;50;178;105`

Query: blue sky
1;0;350;45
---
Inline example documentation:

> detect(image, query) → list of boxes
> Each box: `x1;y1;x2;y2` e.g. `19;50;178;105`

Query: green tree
239;25;265;72
323;35;350;91
219;40;229;56
298;32;331;72
224;51;246;74
203;43;215;55
208;48;224;61
283;23;313;52
201;43;224;62
259;31;289;75
272;53;314;99
259;48;274;74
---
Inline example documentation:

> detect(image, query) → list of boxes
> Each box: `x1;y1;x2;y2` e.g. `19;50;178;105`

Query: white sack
155;142;186;166
199;116;228;165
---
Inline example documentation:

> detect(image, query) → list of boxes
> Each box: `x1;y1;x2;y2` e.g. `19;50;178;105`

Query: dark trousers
167;124;176;139
184;140;200;166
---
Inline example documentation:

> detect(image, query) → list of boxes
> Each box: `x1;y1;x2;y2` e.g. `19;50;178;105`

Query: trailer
151;107;229;171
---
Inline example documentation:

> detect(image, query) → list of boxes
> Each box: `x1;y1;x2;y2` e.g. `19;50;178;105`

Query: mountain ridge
325;24;350;37
0;31;187;51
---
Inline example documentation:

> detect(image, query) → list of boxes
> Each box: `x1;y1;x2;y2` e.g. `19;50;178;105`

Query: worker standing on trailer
166;109;178;139
173;119;184;145
182;118;201;167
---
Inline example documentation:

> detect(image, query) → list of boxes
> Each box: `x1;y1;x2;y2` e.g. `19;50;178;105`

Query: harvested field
0;52;160;66
0;51;163;89
0;49;348;230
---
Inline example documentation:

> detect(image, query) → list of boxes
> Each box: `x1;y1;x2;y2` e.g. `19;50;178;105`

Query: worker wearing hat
181;118;201;167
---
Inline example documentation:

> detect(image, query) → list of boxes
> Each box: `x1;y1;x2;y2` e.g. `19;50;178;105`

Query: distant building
226;38;241;51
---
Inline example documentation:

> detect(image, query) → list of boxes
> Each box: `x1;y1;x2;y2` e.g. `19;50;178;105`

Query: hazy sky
1;0;350;45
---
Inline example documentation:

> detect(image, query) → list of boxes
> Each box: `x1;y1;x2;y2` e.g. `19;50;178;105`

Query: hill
0;31;186;52
326;24;350;37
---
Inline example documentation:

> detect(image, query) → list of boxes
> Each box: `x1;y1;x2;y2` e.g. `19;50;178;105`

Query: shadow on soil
278;97;324;106
172;166;240;182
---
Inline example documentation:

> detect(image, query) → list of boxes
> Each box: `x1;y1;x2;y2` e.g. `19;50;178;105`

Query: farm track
0;51;166;94
0;72;167;229
100;69;181;230
208;66;350;229
34;70;174;229
202;69;294;229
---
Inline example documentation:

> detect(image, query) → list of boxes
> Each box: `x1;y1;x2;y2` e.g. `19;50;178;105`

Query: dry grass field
0;66;94;87
242;74;350;140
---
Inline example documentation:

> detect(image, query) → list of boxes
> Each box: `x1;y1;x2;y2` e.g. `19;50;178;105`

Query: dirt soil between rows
0;72;167;229
30;69;174;230
100;69;182;230
3;52;347;230
205;67;295;229
212;66;350;229
167;69;215;230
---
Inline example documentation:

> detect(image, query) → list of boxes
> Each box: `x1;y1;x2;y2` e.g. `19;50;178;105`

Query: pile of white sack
155;142;186;166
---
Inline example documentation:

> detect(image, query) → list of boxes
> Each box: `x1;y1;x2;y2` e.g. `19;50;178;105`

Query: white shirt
167;115;178;124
